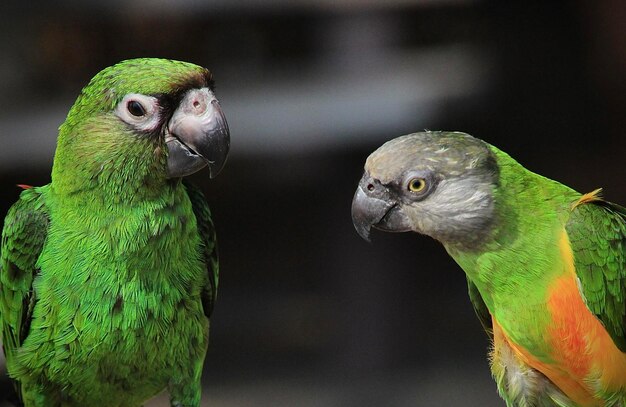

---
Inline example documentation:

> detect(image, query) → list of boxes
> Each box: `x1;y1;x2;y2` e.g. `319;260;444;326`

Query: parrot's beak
351;175;412;242
166;88;230;178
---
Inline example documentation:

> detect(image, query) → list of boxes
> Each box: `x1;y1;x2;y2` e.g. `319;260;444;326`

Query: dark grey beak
351;175;413;242
351;185;392;242
166;88;230;178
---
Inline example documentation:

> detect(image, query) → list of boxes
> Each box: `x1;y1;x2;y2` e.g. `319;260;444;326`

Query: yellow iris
408;178;427;193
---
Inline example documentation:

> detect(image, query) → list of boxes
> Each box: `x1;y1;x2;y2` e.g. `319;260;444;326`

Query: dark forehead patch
365;131;496;183
154;70;214;115
169;69;215;95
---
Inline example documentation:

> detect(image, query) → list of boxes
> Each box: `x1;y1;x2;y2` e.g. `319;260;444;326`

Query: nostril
190;97;207;114
367;184;374;191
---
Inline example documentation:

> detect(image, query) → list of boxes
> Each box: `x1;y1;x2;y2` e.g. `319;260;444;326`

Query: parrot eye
127;100;146;117
402;171;436;200
408;178;427;193
115;93;160;132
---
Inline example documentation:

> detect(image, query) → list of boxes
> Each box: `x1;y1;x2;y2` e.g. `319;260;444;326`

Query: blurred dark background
1;1;624;406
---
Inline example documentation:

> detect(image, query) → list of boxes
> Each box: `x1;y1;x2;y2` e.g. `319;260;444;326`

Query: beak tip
358;230;372;243
353;218;374;243
206;145;229;179
351;210;373;244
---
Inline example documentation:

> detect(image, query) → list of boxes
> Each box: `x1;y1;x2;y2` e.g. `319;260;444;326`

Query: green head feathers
52;58;229;200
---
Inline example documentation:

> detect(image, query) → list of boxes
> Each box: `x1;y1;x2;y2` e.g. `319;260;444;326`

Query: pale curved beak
166;88;230;178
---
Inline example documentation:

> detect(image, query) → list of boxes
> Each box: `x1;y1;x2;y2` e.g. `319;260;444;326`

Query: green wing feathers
183;181;219;318
0;188;49;397
566;198;626;351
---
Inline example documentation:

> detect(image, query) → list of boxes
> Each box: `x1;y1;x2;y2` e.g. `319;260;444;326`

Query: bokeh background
1;1;624;406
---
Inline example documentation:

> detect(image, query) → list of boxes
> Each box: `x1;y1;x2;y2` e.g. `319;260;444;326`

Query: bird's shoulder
565;191;626;351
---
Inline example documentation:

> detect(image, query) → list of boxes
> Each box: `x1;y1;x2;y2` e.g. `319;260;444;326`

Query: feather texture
0;58;221;407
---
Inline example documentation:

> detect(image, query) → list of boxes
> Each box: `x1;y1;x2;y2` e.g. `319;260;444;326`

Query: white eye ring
115;93;160;132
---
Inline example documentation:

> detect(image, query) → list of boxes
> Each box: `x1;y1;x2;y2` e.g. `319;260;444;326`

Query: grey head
351;131;499;249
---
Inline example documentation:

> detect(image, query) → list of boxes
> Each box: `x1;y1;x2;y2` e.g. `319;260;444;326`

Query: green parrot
351;131;626;407
0;58;229;406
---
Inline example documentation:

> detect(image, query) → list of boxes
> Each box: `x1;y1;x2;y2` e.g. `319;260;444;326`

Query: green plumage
1;59;224;406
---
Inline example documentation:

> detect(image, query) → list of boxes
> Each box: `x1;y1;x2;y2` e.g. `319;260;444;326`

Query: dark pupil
412;180;423;189
127;100;146;117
